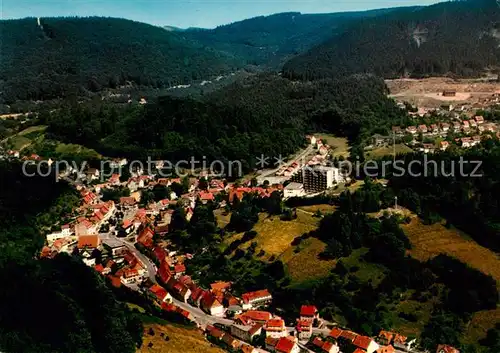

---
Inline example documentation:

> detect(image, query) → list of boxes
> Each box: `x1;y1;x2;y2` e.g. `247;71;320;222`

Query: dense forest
0;162;143;353
283;0;500;80
0;17;240;103
42;73;409;170
182;8;403;68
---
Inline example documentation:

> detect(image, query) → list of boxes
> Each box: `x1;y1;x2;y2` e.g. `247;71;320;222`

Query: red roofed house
198;191;215;203
174;263;186;277
77;235;100;249
393;334;409;351
354;349;367;353
149;284;173;304
200;292;224;317
242;289;272;310
340;330;358;342
158;260;173;283
322;341;340;353
474;115;484;124
300;305;319;321
222;334;241;350
166;277;191;302
137;227;154;248
120;196;137;207
264;318;287;338
241;344;258;353
275;336;299;353
296;319;313;340
210;281;232;293
236;310;273;324
206;325;225;340
378;331;394;345
353;335;380;353
436;345;460;353
329;327;343;339
230;323;263;342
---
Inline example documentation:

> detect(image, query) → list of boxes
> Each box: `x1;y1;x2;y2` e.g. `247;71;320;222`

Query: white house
264;319;288;338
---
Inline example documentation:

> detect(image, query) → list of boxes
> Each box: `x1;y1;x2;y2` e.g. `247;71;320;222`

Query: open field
139;324;224;353
214;209;231;228
402;219;500;283
314;134;350;158
365;144;413;159
386;77;500;109
297;204;337;214
338;248;387;286
18;125;47;136
463;308;500;344
280;237;336;284
243;212;319;259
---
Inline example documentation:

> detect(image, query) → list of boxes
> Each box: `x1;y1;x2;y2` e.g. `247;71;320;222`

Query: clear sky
2;0;442;29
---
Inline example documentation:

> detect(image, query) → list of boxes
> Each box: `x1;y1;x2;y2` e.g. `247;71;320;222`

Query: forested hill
182;8;407;68
0;17;240;103
283;0;500;80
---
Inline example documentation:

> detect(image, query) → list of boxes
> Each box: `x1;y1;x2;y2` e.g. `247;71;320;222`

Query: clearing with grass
402;218;500;283
139;324;224;353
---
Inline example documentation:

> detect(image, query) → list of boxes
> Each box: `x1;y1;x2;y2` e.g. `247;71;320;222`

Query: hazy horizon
2;0;442;29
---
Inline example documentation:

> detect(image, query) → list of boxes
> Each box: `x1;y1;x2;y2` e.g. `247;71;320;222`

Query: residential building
148;284;173;304
102;238;127;257
430;124;439;133
296;319;312;340
284;182;305;198
120;268;145;284
230;323;263;342
377;331;394;345
206;325;225;340
353;335;380;353
241;344;258;353
453;122;461;132
274;336;300;353
312;337;340;353
166;277;191;302
222;334;241;350
393;334;409;351
391;126;403;135
264;318;287;338
200;292;225;317
436;345;460;353
474;115;485;124
441;123;450;132
406;126;417;134
418;125;428;133
440;141;449;151
241;289;273;310
302;166;342;193
235;310;273;324
300;305;318;321
77;235;100;250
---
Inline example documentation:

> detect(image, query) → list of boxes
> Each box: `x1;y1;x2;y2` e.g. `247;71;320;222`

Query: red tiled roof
77;235;100;249
206;325;225;339
149;284;168;302
275;337;295;353
353;335;374;350
210;281;232;292
238;310;272;323
265;337;279;348
174;263;186;274
340;330;358;342
329;327;343;339
312;337;324;347
436;345;460;353
379;331;394;341
158;260;172;283
300;305;317;317
120;196;136;206
94;264;105;273
323;342;336;353
265;319;285;330
108;275;122;288
393;334;407;344
242;289;272;304
353;349;366;353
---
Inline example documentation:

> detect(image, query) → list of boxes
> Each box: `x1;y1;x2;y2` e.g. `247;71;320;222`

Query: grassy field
297;204;337;214
314;134;350;158
463;308;500;344
338;248;387;286
365;143;413;159
389;292;438;338
139;324;224;353
18;125;47;136
214;209;231;228
229;212;319;260
281;237;336;285
402;219;500;283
